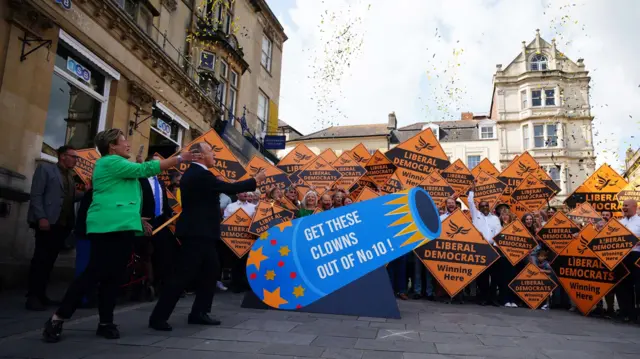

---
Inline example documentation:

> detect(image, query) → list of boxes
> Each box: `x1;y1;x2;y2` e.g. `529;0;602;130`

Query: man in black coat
149;142;266;330
137;154;176;295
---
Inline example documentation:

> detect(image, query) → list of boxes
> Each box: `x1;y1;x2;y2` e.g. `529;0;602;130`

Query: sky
264;0;640;171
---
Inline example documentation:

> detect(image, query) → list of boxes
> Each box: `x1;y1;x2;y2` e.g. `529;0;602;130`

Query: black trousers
616;251;640;319
477;256;506;304
27;225;71;299
150;225;179;291
56;231;134;323
150;237;220;323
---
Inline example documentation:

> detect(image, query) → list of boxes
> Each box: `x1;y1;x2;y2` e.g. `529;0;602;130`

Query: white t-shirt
621;215;640;252
467;191;502;246
224;200;256;219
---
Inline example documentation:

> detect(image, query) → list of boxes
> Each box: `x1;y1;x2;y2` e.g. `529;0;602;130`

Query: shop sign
67;57;91;83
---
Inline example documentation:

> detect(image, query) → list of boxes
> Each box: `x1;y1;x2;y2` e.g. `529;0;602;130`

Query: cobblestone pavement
1;291;640;359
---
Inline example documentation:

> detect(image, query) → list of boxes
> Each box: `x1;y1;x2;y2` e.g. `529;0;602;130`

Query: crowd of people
23;134;640;343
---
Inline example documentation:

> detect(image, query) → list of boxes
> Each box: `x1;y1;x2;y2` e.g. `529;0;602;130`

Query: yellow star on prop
265;270;276;280
259;231;270;240
278;246;291;256
293;285;305;298
247;246;268;271
262;287;288;309
276;220;292;232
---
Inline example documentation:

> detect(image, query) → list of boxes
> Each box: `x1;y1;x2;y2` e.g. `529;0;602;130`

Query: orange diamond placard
471;170;508;211
537;212;580;254
221;209;258;257
298;157;343;195
508;263;557;310
564;164;627;218
74;148;101;185
364;150;397;188
441;160;475;198
471;158;500;178
239;156;292;200
181;129;246;181
414;211;500;297
349;175;378;201
319;148;338;164
349;143;372;167
354;187;380;203
588;219;639;271
277;144;316;174
380;173;405;195
511;174;556;212
493;219;538;266
568;202;603;221
332;152;366;190
249;201;295;236
551;224;629;315
418;171;456;209
384;128;450;188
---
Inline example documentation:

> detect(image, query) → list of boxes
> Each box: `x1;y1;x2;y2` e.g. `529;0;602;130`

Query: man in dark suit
26;146;81;311
149;142;266;330
137;154;176;295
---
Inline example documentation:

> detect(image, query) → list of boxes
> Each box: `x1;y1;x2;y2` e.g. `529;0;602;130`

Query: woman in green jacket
43;129;199;343
296;190;319;218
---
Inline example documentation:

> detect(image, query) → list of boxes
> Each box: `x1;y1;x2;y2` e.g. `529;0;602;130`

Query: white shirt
192;162;208;171
147;176;164;208
621;215;640;252
467;191;502;245
440;211;454;221
224;200;256;219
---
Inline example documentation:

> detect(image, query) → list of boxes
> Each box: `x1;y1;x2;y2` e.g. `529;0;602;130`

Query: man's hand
142;218;153;236
254;169;267;183
38;218;50;231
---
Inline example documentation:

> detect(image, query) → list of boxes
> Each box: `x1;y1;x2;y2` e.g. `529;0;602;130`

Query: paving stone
541;349;603;359
150;337;207;349
190;327;252;341
259;343;326;357
376;329;421;341
354;338;437;353
0;338;110;359
459;324;524;336
192;339;265;353
234;319;300;332
418;331;482;344
292;324;378;339
403;354;486;359
369;322;407;330
358;316;387;322
361;350;404;359
435;343;549;358
242;330;318;345
431;323;464;333
321;347;364;359
311;335;359;348
82;345;162;359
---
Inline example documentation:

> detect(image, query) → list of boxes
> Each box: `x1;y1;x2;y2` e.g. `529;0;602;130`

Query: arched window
530;54;548;71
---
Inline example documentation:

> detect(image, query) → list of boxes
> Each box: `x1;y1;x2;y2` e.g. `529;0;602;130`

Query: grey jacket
27;162;80;226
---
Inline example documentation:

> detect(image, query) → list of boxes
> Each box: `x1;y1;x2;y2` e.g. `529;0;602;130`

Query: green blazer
86;155;161;234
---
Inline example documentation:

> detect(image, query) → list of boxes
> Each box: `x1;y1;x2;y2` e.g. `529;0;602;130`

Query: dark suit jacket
175;164;257;239
27;162;82;227
139;177;172;227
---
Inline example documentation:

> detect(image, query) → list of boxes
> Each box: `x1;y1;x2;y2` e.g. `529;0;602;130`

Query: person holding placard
617;200;640;323
468;183;502;306
296;191;319;218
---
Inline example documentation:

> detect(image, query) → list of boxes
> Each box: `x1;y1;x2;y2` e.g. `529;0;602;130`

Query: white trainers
505;302;518;308
541;304;549;311
216;281;228;291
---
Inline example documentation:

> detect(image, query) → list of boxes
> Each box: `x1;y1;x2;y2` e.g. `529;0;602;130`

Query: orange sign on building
537;212;580;254
493;219;538;266
414;211;500;297
297;157;342;195
418;171;456;209
239;156;291;199
551;224;629;315
181;129;247;181
380;173;405;195
511;174;556;213
332;152;366;190
588;219;639;271
441;160;475;198
277;144;317;174
349;143;372;167
508;263;557;310
221;209;258;257
364;150;397;188
384;128;450;188
74;148;101;185
249;201;295;236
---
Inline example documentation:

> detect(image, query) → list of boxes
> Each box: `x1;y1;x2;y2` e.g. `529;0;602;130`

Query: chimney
461;112;473;120
387;112;397;130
